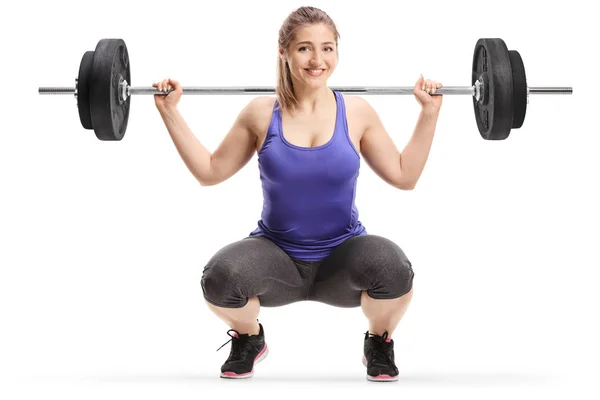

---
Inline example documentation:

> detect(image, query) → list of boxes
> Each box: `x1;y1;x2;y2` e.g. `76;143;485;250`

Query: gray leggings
201;234;414;308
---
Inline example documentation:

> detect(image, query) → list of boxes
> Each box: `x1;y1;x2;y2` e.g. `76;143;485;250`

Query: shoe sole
362;355;399;382
220;343;269;379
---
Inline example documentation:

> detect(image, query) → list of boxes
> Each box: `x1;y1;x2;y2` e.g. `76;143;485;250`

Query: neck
292;85;332;114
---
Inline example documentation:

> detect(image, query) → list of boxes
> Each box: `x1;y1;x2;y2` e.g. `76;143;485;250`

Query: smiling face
280;23;338;90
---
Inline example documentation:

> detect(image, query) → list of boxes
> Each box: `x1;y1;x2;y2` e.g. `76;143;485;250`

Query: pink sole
220;343;269;379
362;355;399;382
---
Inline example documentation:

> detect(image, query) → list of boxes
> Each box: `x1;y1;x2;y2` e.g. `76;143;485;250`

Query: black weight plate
509;50;527;129
77;51;94;130
90;39;131;141
472;38;514;140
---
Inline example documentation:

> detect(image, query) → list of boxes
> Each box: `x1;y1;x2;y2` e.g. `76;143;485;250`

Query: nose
311;50;323;65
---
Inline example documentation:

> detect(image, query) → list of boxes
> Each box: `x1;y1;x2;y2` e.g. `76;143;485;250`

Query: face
280;23;338;89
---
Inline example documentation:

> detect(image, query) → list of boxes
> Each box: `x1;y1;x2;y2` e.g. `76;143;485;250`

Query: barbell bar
42;85;478;96
40;85;572;96
38;38;572;141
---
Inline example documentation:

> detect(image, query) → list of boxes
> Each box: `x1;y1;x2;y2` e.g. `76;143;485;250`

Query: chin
307;79;327;85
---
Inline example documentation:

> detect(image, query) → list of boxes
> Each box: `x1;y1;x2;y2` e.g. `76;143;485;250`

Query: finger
425;79;431;94
431;81;438;94
416;75;425;91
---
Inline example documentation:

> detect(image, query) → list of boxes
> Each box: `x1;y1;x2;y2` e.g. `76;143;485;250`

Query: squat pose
154;6;442;382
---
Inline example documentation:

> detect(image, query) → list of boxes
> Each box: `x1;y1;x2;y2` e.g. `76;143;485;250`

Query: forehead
292;23;336;44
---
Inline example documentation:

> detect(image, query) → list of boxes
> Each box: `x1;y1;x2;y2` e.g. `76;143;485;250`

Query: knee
383;256;414;297
201;254;249;308
358;235;415;297
380;244;414;292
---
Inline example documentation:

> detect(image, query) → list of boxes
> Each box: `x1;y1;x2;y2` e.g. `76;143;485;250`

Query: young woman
153;6;442;382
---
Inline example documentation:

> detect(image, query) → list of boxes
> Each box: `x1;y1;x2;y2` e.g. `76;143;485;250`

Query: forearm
399;107;440;187
158;107;213;185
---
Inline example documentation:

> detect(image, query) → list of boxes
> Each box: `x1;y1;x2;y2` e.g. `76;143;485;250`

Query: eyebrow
295;41;335;46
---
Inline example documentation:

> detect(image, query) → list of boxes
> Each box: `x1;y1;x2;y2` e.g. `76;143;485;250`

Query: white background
1;0;597;398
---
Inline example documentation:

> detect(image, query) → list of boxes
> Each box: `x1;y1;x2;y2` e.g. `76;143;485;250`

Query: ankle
231;320;261;336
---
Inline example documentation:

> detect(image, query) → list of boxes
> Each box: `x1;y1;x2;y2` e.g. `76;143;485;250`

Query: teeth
307;69;323;73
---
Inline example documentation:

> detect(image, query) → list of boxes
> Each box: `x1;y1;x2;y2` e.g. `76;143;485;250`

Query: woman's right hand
152;78;182;111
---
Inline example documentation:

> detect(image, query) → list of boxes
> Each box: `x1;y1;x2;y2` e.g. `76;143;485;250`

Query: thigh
201;236;310;308
309;234;414;308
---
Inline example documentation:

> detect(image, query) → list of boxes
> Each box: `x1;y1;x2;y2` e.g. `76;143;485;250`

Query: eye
299;46;309;51
325;46;334;52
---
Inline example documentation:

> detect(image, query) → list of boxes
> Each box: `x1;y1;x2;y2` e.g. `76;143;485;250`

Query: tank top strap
333;90;359;158
268;98;282;137
333;90;345;139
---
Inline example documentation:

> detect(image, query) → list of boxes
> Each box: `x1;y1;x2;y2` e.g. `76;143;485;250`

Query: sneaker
216;322;268;379
362;330;399;382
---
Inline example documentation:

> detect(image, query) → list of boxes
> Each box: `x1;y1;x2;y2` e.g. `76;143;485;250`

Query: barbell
39;38;572;141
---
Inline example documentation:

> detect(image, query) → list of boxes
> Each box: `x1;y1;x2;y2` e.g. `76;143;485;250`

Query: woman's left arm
360;75;442;190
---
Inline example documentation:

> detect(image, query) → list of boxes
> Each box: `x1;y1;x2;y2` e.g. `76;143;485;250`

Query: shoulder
249;95;277;109
340;93;374;117
339;93;377;132
241;95;276;117
240;96;276;136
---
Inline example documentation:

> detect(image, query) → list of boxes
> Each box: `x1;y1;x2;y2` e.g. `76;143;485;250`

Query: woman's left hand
414;75;443;112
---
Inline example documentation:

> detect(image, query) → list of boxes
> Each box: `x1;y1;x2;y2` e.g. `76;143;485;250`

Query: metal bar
529;87;573;95
128;86;475;95
38;87;76;95
38;85;574;96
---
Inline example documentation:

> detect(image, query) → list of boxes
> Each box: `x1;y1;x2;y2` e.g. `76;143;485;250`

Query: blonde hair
276;6;340;114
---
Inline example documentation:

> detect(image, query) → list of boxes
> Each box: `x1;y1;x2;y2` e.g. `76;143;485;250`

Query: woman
153;6;442;382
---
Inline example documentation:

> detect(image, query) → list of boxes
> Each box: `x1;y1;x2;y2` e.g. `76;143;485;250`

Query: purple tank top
249;90;367;261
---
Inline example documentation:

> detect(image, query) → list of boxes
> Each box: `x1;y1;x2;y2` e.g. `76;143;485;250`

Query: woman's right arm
155;79;263;186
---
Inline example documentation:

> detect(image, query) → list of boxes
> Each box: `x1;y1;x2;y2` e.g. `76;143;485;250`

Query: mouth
304;68;326;77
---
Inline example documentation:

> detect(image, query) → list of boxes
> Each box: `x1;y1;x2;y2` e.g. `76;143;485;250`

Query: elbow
395;160;417;190
198;167;219;186
198;173;218;186
199;178;218;187
394;178;417;191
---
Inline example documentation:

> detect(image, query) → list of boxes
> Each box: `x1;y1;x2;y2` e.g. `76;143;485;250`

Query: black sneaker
362;330;399;381
216;322;268;379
